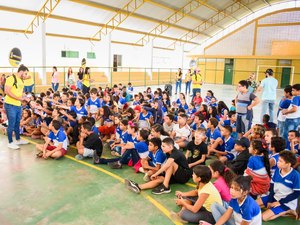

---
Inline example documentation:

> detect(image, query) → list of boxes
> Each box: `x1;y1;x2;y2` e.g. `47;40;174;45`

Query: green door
281;67;291;88
224;64;233;85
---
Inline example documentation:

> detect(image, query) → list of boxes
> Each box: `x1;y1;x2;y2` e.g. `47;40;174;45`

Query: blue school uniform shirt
139;112;152;121
87;97;101;113
221;136;236;155
191;122;206;131
70;106;88;120
286;95;300;119
187;108;196;117
223;119;238;140
133;101;140;106
115;126;122;139
148;149;167;166
210;102;218;107
286;141;299;155
128;134;138;144
48;129;68;150
229;195;261;225
179;103;188;112
92;126;99;135
271;168;300;210
134;141;148;154
247;155;267;176
206;128;221;143
270;153;279;177
120;131;130;144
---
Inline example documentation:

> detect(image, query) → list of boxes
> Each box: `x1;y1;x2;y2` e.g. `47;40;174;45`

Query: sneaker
36;152;43;158
124;179;141;194
151;184;171;195
15;139;29;145
75;154;84;160
8;142;20;150
143;173;150;182
93;151;100;164
108;161;122;169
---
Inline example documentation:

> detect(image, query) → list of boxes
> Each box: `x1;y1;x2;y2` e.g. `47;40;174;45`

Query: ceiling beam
0;6;199;45
24;0;61;36
0;27;33;34
136;0;210;46
168;0;259;48
237;0;254;13
144;0;225;30
91;0;145;40
69;0;206;37
261;0;271;6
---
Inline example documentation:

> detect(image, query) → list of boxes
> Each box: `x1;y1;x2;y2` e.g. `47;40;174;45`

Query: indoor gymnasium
0;0;299;224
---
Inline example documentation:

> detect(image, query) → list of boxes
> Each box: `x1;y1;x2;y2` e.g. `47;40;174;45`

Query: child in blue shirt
208;125;236;163
213;176;262;225
269;136;286;177
142;137;166;181
108;128;150;170
220;111;237;140
287;130;299;155
86;88;101;117
36;120;68;159
257;150;300;221
206;117;221;145
138;106;153;129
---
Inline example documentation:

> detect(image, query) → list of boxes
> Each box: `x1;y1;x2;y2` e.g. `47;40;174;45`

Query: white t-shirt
260;76;278;101
173;124;191;141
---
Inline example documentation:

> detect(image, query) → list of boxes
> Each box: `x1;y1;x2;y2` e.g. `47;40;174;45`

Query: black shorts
170;166;192;184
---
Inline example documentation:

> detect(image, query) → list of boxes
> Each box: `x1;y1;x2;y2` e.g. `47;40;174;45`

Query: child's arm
175;189;198;198
240;221;250;225
269;157;276;169
209;137;223;151
185;150;190;159
151;158;174;179
176;193;209;213
123;142;134;150
56;104;70;110
215;207;233;225
188;154;206;168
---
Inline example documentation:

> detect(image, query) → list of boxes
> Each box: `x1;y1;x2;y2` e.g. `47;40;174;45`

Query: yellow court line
21;137;183;225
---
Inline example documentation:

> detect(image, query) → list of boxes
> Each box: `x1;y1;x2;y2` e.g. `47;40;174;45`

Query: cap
235;137;250;148
265;68;273;75
134;105;142;112
105;119;113;123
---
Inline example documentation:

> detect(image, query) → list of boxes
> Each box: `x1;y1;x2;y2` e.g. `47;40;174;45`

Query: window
87;52;96;59
61;51;79;58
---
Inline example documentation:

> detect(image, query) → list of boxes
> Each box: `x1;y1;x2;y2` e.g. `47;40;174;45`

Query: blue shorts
225;152;235;161
261;196;290;215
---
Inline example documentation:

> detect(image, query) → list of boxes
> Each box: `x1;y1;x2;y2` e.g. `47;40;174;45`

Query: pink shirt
213;177;231;202
52;71;59;83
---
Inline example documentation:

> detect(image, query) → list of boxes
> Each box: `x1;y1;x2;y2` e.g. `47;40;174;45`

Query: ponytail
251;140;271;178
210;160;236;187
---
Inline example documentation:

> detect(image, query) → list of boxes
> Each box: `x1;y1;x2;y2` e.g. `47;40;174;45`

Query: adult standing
66;67;76;90
51;66;59;92
4;64;29;149
184;69;192;96
258;69;278;123
191;68;203;98
77;67;84;90
82;67;92;95
175;68;182;94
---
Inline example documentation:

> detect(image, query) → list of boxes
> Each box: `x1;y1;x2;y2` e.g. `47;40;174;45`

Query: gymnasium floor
0;84;298;225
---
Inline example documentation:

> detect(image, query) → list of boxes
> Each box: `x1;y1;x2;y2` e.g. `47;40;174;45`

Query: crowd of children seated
1;76;299;225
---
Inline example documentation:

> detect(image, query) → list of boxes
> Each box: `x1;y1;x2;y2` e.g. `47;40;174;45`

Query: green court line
22;137;183;225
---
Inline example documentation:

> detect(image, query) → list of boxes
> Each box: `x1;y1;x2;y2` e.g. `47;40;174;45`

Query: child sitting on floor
36;120;68;159
256;150;300;221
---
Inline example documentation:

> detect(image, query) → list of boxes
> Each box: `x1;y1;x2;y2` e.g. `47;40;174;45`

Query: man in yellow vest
4;64;29;149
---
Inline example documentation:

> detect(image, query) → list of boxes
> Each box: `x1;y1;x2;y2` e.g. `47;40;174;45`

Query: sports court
0;1;300;225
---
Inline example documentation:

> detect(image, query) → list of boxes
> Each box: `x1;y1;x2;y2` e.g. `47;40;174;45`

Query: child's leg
139;176;164;190
163;162;179;188
49;150;63;159
36;144;44;152
219;156;228;163
262;209;288;221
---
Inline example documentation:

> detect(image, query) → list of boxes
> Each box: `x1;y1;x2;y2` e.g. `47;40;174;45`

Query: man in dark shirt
226;137;250;175
75;121;103;161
